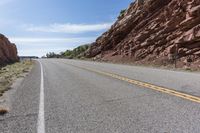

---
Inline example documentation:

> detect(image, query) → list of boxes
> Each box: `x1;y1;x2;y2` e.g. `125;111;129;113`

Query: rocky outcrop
86;0;200;69
0;34;19;66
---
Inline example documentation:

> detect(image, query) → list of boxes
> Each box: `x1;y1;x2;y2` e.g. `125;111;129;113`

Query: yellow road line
65;63;200;104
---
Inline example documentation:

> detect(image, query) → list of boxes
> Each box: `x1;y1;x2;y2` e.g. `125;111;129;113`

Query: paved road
1;59;200;133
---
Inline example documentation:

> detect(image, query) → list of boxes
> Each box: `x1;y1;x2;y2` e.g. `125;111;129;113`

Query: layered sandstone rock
86;0;200;68
0;34;19;66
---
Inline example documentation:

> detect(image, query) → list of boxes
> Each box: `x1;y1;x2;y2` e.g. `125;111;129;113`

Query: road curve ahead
1;59;200;133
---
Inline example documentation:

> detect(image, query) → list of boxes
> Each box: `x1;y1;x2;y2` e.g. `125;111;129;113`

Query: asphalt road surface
1;59;200;133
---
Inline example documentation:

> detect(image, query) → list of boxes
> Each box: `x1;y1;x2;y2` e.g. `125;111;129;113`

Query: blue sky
0;0;133;57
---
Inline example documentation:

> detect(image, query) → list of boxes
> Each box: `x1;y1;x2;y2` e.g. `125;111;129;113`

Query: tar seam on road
37;61;45;133
64;62;200;104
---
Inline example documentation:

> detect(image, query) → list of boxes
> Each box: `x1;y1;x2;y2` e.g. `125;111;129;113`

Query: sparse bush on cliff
46;44;90;59
118;9;126;19
46;52;60;58
63;44;89;59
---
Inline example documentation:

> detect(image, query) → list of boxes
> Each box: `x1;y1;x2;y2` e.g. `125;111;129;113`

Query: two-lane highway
1;59;200;133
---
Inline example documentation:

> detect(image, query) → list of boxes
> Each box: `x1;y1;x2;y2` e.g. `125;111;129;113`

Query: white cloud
26;23;113;34
10;37;96;57
18;47;73;57
10;37;95;44
10;37;95;43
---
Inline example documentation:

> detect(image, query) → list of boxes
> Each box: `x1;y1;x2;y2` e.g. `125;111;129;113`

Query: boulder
0;34;19;66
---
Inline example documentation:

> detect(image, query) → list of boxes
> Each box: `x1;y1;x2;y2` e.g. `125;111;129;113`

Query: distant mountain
0;34;19;66
85;0;200;69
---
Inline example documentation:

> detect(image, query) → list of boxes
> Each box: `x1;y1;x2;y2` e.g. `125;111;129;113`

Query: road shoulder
0;61;34;115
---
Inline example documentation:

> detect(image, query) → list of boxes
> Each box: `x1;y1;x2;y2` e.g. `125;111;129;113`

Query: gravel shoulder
0;61;34;115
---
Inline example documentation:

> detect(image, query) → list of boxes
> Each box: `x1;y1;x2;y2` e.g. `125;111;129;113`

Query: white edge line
37;61;45;133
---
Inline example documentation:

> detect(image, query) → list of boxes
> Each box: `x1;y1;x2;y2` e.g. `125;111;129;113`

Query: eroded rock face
0;34;19;66
86;0;200;68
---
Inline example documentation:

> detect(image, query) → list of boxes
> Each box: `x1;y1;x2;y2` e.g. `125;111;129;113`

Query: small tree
118;9;126;19
46;52;57;58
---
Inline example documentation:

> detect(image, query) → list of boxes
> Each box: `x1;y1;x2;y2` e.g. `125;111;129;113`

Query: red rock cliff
0;34;19;66
86;0;200;68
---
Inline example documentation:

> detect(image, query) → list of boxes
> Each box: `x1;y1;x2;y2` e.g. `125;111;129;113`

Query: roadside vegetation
46;44;90;59
0;61;33;97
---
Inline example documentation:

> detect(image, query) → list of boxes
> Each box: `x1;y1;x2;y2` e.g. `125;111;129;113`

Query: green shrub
118;9;126;19
45;44;90;59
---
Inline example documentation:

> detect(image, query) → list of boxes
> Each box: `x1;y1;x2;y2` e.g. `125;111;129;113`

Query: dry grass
0;61;33;96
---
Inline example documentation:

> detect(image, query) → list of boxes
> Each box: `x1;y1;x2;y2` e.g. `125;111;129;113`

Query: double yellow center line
66;63;200;104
